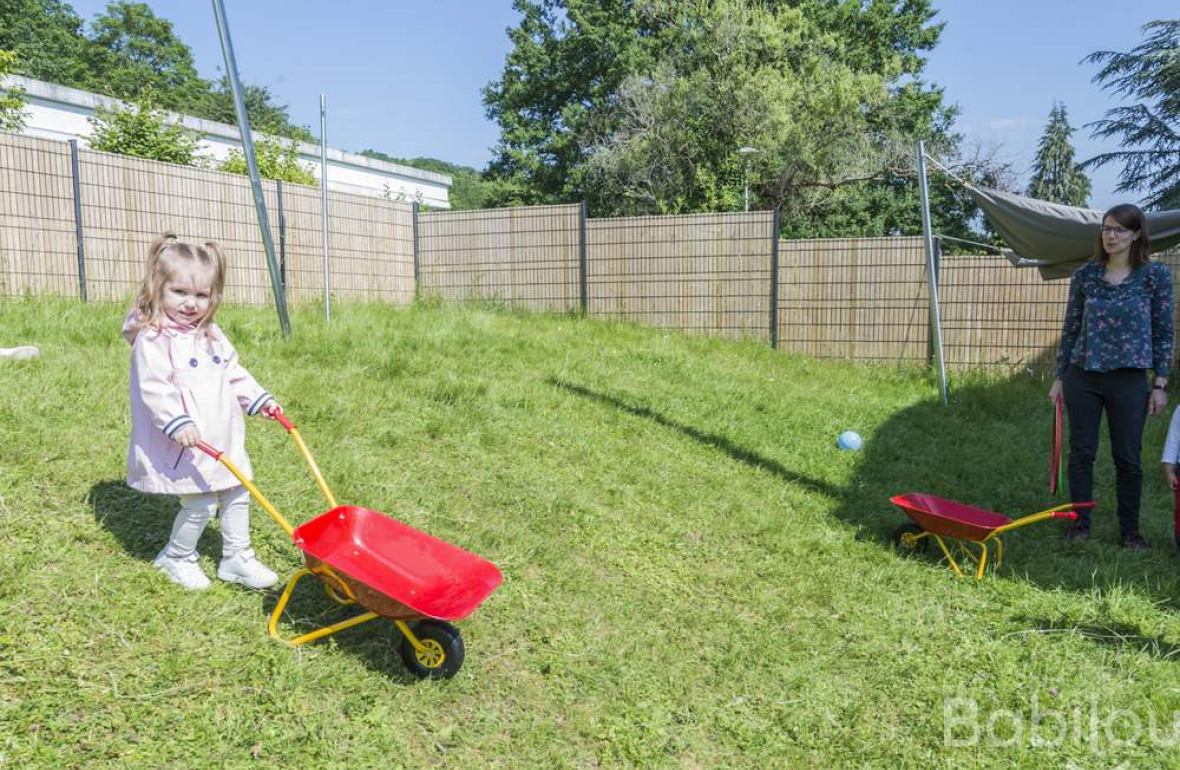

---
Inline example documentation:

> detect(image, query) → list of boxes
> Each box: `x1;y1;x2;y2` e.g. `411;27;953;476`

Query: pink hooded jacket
124;310;273;495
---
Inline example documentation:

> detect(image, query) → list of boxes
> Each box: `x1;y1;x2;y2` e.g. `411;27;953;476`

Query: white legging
161;485;251;559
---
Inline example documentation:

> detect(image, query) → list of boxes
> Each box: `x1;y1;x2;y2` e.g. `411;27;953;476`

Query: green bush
219;137;316;186
87;97;201;165
0;49;28;131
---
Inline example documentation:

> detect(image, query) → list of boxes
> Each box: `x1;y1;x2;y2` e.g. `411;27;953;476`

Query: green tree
201;76;314;142
483;0;981;238
1027;102;1091;207
1083;20;1180;209
0;50;30;131
0;0;93;88
87;98;200;164
360;150;494;210
219;137;316;186
84;1;209;110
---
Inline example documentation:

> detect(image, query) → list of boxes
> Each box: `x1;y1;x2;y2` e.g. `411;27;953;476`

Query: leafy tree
84;1;209;110
1083;20;1180;209
87;98;200;164
0;50;30;131
360;150;494;210
219;137;316;186
201;76;314;142
0;0;93;88
1027;102;1090;207
483;0;984;238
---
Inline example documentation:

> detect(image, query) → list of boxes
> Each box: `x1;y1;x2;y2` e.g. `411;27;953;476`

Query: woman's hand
1149;387;1167;416
1048;379;1063;403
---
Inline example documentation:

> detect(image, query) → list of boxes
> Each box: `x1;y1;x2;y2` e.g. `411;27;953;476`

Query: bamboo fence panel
77;147;275;304
776;236;929;362
939;254;1069;373
417;204;581;311
587;211;774;341
0;134;76;296
280;184;415;304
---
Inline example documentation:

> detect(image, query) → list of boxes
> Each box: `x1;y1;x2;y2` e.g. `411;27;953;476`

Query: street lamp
738;146;758;212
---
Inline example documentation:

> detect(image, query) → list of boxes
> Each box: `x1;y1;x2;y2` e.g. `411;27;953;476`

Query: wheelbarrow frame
196;410;499;677
890;493;1095;579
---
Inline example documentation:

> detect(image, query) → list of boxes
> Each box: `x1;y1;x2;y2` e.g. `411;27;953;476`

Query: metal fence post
769;209;781;348
68;140;87;302
276;179;287;292
412;202;421;298
578;200;588;314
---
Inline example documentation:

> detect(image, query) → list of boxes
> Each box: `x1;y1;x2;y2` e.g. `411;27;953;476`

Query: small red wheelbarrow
195;410;502;678
889;493;1095;579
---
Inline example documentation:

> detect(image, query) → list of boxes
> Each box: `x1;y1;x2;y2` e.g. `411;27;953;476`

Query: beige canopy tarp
964;184;1180;280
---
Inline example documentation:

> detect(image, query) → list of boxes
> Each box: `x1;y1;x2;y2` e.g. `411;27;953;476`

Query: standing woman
1049;204;1173;549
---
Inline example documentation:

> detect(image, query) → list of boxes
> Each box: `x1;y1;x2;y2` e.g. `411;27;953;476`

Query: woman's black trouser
1062;365;1149;536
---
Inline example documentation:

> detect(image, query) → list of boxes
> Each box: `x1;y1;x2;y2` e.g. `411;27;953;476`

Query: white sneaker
218;548;278;589
153;551;211;590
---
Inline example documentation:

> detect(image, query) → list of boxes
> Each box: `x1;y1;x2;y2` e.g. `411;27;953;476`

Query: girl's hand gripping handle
262;402;295;433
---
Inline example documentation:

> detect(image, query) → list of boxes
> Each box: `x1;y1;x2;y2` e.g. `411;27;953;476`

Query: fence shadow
546;377;844;501
87;479;417;681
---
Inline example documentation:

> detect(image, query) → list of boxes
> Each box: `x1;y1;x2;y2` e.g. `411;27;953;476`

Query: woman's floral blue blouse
1056;260;1174;379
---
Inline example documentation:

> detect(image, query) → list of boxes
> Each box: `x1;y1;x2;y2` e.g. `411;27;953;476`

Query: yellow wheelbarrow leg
268;567;380;646
931;534;965;578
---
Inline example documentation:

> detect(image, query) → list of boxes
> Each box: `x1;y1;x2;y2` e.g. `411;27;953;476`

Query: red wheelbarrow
195;410;502;678
889;493;1095;579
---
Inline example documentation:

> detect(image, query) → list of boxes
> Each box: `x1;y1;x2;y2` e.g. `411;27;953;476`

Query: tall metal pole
917;140;948;405
320;93;330;322
210;0;290;337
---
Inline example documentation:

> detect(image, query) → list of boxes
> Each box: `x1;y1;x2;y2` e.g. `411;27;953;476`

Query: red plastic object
292;506;503;622
1049;396;1064;494
890;493;1014;541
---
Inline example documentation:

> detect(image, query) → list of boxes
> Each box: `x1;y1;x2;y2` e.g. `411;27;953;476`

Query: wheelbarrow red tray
890;493;1012;541
293;505;503;622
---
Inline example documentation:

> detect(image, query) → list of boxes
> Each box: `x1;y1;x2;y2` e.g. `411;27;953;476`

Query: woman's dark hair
1095;203;1152;267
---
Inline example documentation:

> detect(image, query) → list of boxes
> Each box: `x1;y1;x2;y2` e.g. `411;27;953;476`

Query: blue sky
64;0;1171;211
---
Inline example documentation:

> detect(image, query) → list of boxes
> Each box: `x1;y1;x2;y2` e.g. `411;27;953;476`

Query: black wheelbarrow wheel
399;620;465;679
890;522;929;556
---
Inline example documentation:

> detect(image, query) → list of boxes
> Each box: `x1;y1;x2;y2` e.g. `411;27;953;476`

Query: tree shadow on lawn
87;479;418;682
837;377;1180;610
547;376;1180;611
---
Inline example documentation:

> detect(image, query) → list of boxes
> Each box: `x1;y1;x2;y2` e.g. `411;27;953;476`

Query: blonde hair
131;232;227;335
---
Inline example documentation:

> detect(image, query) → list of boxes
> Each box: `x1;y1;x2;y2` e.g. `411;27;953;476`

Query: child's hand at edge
174;425;201;448
1164;463;1177;491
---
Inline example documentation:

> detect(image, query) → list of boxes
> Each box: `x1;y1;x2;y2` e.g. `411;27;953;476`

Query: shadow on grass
1014;616;1180;661
832;377;1180;609
548;375;1180;612
547;377;844;500
87;479;419;682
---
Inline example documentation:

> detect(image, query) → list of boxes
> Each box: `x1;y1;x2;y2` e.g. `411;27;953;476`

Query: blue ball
837;430;862;452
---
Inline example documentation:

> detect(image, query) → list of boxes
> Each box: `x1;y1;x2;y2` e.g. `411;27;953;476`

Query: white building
3;75;452;208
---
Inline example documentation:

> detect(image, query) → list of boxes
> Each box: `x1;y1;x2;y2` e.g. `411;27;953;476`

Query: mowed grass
5;298;1180;768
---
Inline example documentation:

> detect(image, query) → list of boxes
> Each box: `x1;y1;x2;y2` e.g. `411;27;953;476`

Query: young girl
125;233;281;590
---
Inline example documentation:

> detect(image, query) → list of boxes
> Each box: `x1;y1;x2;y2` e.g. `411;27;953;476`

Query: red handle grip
1051;511;1078;521
263;403;296;433
1069;501;1097;509
194;440;222;459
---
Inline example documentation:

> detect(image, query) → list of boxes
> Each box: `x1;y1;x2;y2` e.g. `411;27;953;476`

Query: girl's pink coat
124;310;272;494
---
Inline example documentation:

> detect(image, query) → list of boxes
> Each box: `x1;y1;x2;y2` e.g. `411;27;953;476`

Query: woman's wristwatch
1154;380;1169;392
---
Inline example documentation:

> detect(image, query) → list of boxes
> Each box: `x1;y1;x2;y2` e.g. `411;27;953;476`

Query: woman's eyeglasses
1100;225;1134;235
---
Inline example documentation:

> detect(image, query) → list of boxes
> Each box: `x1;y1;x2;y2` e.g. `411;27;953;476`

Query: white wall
4;75;452;208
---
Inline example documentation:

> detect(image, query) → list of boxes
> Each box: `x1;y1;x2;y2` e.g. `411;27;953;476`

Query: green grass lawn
5;298;1180;768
